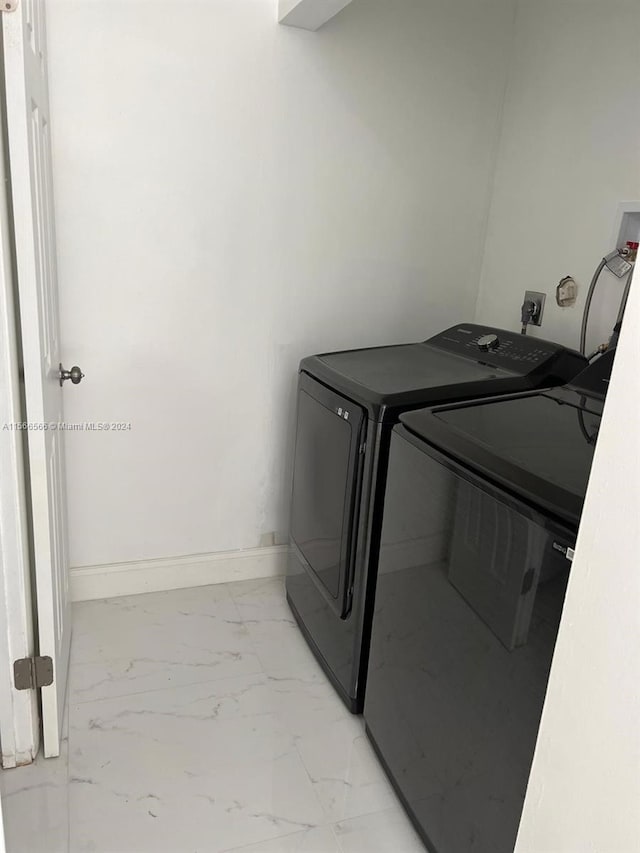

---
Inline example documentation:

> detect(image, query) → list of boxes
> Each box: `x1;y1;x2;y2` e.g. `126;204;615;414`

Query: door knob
59;363;84;386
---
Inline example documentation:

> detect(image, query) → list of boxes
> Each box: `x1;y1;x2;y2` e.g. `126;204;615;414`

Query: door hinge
1;1;19;13
359;442;366;455
13;656;53;690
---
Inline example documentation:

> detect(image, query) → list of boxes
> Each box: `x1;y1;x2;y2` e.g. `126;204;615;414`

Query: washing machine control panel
428;324;569;374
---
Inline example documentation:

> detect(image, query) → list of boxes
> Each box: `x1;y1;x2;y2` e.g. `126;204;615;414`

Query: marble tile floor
0;577;424;853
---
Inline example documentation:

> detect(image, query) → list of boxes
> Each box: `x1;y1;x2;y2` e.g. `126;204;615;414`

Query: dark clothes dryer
363;350;614;853
285;323;587;713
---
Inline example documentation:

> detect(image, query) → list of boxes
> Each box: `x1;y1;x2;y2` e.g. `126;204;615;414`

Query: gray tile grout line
217;825;337;853
67;661;268;707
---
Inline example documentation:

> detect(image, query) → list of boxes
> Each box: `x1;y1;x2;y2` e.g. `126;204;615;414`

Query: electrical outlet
524;290;545;326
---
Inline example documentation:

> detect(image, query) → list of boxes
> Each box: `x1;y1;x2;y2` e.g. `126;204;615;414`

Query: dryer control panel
428;324;584;375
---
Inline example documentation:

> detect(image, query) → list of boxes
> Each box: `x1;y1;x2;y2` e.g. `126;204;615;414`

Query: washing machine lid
300;324;587;423
316;344;507;396
400;393;602;528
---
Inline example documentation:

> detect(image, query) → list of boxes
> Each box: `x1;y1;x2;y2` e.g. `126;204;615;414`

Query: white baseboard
70;545;290;602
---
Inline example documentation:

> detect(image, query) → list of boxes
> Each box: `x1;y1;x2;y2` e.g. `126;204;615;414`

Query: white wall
46;0;516;568
475;0;640;352
516;268;640;852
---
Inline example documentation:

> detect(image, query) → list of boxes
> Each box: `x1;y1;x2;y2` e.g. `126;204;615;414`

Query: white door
0;61;39;767
2;0;76;758
0;792;6;853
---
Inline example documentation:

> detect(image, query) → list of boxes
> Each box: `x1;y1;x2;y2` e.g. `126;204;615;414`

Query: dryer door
290;373;366;618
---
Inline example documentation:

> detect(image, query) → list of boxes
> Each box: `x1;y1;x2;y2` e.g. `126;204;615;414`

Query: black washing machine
285;323;587;713
363;350;614;853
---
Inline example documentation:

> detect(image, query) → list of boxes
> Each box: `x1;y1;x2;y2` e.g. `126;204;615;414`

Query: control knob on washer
477;333;500;352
